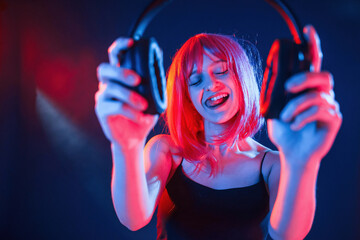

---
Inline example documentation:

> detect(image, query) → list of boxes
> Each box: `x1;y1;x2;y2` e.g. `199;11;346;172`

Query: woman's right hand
95;38;159;147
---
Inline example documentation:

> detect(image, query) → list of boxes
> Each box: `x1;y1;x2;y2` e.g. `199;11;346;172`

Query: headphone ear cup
118;38;167;115
148;38;167;114
260;39;311;119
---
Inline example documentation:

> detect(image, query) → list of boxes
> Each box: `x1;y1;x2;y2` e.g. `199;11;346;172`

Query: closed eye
189;76;203;86
215;69;228;75
189;79;202;86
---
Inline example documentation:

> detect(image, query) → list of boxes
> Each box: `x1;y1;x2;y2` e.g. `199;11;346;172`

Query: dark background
1;0;359;239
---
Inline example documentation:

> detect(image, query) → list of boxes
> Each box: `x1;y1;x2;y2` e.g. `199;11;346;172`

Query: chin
208;111;238;125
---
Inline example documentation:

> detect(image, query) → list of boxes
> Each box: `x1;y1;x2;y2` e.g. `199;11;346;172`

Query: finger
95;95;148;123
108;37;134;66
95;81;107;103
95;81;147;112
280;91;336;122
97;63;141;86
113;104;156;125
102;81;148;111
303;25;323;72
95;96;123;118
333;99;341;114
290;105;342;131
285;72;333;93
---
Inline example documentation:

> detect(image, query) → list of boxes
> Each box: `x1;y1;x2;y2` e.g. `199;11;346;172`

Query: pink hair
165;33;264;176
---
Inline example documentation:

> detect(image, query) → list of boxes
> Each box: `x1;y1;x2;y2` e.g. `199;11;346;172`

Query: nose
205;75;221;92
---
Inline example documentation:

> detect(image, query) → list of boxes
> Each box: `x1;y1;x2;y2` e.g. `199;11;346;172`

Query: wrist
111;139;146;160
279;150;321;173
111;140;146;169
112;138;146;151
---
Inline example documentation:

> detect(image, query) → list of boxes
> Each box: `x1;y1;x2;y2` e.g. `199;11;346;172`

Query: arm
265;26;342;239
95;38;172;231
264;151;320;240
111;135;172;231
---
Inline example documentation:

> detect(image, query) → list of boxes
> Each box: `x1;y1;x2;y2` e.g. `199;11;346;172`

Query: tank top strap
260;150;270;180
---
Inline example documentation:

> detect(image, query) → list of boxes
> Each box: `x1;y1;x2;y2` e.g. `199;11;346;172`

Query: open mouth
205;93;229;109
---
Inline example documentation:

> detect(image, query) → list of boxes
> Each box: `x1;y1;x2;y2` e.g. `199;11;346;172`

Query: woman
95;26;342;239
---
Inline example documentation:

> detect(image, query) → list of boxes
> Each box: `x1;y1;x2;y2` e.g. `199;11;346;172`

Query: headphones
117;0;312;118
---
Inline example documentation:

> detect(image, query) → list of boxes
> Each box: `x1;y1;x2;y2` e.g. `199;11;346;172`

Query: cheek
231;81;241;111
189;88;201;103
189;89;204;112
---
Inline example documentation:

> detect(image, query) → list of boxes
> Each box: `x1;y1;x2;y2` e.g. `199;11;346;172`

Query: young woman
95;25;342;239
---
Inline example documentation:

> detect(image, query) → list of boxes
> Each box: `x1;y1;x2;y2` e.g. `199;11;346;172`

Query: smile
205;93;229;108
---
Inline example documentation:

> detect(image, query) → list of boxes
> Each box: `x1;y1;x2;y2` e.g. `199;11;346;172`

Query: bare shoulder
261;150;281;186
145;134;180;157
145;134;172;154
144;134;181;182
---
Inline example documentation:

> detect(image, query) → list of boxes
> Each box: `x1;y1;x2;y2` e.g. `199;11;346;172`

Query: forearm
269;152;320;240
110;141;154;231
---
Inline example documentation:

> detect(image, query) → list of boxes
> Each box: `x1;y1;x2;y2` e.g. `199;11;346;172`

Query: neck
203;119;231;144
203;119;255;156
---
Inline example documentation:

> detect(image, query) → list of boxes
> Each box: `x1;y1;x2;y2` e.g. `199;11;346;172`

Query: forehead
192;50;226;70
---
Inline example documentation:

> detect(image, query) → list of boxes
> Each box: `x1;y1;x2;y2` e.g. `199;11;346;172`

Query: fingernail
280;111;289;122
125;71;140;85
304;25;313;34
140;99;148;110
128;74;136;85
285;80;296;91
134;94;148;110
135;75;141;85
285;81;293;90
304;26;310;34
285;74;305;91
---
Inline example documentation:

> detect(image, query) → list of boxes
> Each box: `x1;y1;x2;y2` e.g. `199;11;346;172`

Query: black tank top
156;152;270;240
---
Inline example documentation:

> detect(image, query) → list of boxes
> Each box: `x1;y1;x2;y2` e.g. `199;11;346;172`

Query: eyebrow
189;60;226;76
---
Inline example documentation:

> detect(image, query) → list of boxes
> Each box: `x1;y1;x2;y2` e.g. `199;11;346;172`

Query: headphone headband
265;0;305;44
129;0;173;40
129;0;305;44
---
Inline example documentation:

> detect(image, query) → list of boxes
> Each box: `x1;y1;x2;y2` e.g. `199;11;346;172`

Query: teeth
210;94;228;101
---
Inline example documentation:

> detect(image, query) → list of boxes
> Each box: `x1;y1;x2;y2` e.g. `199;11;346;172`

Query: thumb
303;25;323;72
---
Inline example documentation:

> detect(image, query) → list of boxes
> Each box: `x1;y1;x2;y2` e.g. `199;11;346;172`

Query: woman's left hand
267;25;342;166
